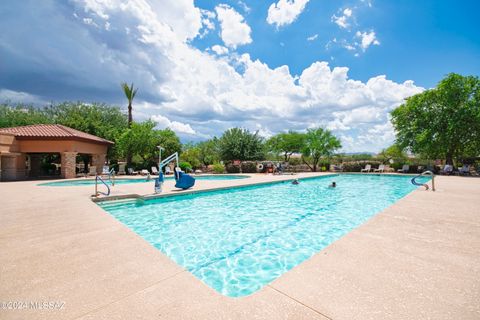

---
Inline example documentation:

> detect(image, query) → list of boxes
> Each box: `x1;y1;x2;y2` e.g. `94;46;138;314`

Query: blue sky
0;0;479;152
193;0;480;87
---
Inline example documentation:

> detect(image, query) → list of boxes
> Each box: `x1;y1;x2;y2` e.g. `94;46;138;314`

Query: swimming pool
38;175;248;186
98;174;429;297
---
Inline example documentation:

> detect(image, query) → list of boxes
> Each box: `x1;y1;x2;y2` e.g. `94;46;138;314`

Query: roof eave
13;136;114;145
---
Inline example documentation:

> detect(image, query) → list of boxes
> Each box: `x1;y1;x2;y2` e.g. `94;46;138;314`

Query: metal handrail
95;175;111;196
108;168;115;186
411;170;435;191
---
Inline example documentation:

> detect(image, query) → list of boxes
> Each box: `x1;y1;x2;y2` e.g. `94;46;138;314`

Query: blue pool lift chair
174;167;195;190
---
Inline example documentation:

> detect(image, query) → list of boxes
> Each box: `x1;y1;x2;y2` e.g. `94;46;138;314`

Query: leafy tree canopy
219;128;265;161
117;121;181;165
378;144;408;163
181;144;202;169
391;73;480;164
46;102;128;144
301;127;342;171
267;131;306;162
197;138;221;165
0;104;51;127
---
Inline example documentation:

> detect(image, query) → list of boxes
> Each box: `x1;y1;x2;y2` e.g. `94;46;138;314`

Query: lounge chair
151;166;159;175
331;164;343;172
165;166;173;175
397;165;409;173
88;166;97;176
140;169;149;176
274;163;284;175
440;164;453;175
458;165;470;176
118;163;126;175
374;164;385;173
127;168;138;175
361;164;371;173
102;165;110;175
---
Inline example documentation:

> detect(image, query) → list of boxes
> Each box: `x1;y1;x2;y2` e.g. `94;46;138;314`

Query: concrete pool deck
1;173;479;319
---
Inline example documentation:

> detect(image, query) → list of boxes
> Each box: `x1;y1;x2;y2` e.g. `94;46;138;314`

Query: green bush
179;162;192;172
342;161;381;172
226;163;241;173
288;157;302;165
319;161;330;172
241;161;257;173
212;162;225;174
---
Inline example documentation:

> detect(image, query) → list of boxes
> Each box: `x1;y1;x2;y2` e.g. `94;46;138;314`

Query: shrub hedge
241;161;257;173
226;163;241;173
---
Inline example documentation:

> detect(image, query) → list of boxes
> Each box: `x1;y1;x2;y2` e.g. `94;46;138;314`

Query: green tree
156;128;182;161
301;128;342;172
0;104;52;127
219;128;265;161
197;138;221;165
121;82;138;166
267;131;305;162
117;121;181;166
45;102;128;157
180;144;202;169
121;82;138;127
117;121;156;163
391;73;480;164
46;102;127;136
378;144;407;164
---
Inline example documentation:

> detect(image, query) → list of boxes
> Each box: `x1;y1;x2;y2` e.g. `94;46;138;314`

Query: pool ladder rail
411;170;435;191
94;169;116;197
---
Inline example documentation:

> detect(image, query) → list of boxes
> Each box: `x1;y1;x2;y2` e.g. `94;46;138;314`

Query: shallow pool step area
98;198;143;210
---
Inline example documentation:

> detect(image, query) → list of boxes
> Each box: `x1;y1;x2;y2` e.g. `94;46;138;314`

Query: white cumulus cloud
356;30;380;51
0;0;422;152
215;4;252;49
211;45;229;55
266;0;309;28
151;114;196;135
332;8;353;29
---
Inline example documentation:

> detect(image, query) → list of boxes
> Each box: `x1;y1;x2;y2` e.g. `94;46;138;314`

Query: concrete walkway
0;174;479;319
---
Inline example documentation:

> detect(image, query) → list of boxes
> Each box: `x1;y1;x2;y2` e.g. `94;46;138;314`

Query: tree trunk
127;103;133;128
301;156;313;171
445;153;454;165
127;102;132;167
312;156;320;172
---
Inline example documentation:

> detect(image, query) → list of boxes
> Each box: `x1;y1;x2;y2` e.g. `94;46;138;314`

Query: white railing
159;152;179;171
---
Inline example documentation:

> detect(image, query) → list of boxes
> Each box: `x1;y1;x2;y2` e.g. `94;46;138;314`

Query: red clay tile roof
0;124;114;145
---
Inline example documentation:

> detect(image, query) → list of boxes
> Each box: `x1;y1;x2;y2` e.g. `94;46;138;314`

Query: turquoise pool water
39;175;248;186
98;174;429;297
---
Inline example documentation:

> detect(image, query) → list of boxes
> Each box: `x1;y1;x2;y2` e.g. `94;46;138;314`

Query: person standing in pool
329;181;336;188
292;179;299;185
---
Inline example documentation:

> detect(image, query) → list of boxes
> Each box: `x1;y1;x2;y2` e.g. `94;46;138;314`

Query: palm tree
121;82;137;166
121;82;138;128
